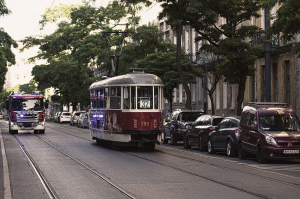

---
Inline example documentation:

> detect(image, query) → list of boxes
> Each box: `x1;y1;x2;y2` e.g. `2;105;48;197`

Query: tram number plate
140;99;150;108
283;150;299;154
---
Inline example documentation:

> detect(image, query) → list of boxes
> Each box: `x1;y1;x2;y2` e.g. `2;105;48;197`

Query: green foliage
263;0;300;57
135;50;200;103
19;79;37;94
0;0;10;17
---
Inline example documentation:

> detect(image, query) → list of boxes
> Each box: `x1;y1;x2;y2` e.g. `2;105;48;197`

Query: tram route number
140;98;150;108
141;122;150;126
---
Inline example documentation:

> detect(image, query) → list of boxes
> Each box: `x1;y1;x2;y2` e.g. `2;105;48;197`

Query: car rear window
213;118;224;126
62;113;71;116
179;112;202;121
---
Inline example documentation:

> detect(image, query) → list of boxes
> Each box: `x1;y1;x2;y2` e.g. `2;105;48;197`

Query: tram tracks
45;124;300;198
13;132;136;199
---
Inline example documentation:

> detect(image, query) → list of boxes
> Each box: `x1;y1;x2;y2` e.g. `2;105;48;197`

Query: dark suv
184;115;225;150
238;102;300;163
164;110;204;145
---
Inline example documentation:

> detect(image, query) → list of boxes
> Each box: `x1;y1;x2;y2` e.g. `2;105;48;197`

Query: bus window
137;86;153;109
154;87;159;109
110;87;121;109
131;86;136;109
123;87;130;109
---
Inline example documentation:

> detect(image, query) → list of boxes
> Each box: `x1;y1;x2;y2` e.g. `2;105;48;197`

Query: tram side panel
90;109;162;145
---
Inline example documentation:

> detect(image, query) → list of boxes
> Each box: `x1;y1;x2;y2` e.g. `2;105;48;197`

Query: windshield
11;98;44;111
259;115;300;131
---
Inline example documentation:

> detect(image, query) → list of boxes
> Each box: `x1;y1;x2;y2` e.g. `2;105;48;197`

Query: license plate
283;150;300;154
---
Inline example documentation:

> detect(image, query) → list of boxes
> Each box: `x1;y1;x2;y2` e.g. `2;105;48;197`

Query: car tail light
134;119;137;129
206;127;214;133
10;110;16;121
234;129;239;135
176;130;181;133
153;120;157;129
39;109;45;120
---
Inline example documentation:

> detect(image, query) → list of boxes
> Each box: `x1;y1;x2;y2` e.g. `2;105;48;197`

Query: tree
0;0;10;17
0;0;18;92
19;79;37;94
135;48;201;111
158;1;194;110
159;0;263;115
197;52;224;115
263;0;300;56
21;1;128;108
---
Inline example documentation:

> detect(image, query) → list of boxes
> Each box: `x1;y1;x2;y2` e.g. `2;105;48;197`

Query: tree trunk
208;91;215;115
236;67;248;116
176;24;191;110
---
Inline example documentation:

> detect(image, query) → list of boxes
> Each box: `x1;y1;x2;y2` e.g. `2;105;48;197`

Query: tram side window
99;88;104;108
90;90;94;108
131;86;136;109
104;88;108;108
94;90;98;108
154;86;159;109
110;87;121;109
123;87;130;109
137;86;153;109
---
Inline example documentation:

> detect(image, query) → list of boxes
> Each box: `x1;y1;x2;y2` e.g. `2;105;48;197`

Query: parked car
184;115;225;151
70;111;85;126
207;117;240;157
77;113;90;129
54;112;61;123
164;110;204;145
59;112;71;124
238;102;300;163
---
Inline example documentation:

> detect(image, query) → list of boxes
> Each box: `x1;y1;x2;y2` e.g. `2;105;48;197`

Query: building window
285;61;290;105
223;81;227;109
272;63;278;102
230;84;236;110
261;65;265;102
173;88;177;104
198;77;202;102
207;76;211;110
179;84;183;104
216;81;220;110
192;84;196;103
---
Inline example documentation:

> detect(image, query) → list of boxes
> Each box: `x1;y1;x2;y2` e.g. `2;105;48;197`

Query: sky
0;0;102;41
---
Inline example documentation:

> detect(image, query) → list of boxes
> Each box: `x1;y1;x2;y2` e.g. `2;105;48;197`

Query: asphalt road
1;120;300;199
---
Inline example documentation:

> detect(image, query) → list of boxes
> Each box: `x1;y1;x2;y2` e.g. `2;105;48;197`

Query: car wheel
184;135;191;149
207;138;215;154
238;144;247;159
257;146;267;164
171;132;177;146
198;136;205;151
226;140;237;157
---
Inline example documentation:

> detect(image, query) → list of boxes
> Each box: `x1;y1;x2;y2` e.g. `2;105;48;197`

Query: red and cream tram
89;68;164;150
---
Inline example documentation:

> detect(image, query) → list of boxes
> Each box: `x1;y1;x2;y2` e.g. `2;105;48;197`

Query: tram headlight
153;119;157;129
134;119;137;129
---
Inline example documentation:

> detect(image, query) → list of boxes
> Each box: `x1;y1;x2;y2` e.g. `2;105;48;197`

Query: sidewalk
0;121;10;199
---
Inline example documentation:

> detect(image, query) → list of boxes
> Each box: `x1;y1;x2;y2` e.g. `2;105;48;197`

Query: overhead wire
31;0;57;37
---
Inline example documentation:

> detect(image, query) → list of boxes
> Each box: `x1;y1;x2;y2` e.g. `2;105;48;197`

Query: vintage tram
89;68;164;150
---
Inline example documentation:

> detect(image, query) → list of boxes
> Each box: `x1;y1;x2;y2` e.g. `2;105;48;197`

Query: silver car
77;113;90;129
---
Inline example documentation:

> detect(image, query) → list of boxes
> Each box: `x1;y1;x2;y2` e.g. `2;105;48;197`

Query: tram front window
137;86;155;109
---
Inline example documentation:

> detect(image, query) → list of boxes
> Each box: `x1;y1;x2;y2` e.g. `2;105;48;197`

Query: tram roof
89;73;163;90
